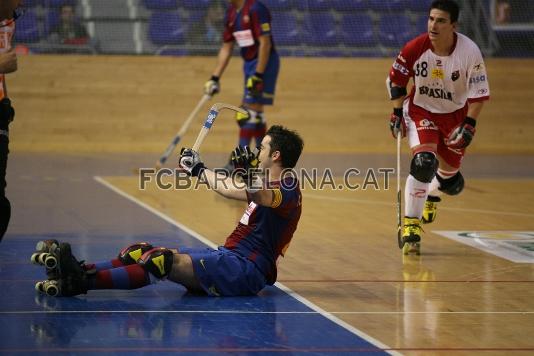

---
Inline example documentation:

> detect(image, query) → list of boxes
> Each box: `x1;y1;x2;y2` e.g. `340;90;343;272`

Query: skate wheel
44;280;59;297
403;242;421;255
43;254;57;269
30;253;41;265
35;281;45;293
35;239;59;253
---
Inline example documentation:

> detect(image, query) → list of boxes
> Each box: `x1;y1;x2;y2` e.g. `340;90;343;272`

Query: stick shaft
157;94;211;166
396;133;403;248
192;103;247;152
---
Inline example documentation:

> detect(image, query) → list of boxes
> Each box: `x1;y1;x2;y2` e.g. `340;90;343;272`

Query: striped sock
84;258;125;272
88;264;150;290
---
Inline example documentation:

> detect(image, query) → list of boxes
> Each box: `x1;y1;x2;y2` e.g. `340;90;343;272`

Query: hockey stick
396;133;404;249
155;94;211;169
192;103;247;152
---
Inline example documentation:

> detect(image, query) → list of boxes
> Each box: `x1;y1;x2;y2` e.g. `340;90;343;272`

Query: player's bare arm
201;168;248;201
212;41;234;78
255;35;272;75
467;101;484;119
0;49;17;74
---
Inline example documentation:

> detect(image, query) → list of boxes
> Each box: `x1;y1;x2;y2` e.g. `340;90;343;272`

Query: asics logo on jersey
469;75;486;84
418;86;453;101
199;259;207;270
393;62;409;76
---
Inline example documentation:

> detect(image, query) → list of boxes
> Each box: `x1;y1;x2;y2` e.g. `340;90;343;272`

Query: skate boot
34;242;88;297
30;239;61;278
422;196;441;224
402;217;422;255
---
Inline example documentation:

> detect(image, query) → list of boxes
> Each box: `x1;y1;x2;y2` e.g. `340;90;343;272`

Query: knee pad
0;196;10;241
137;247;174;279
410;152;438;183
438;171;464;195
118;242;154;265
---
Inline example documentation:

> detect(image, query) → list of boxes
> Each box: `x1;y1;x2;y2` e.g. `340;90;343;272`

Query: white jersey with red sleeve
0;19;15;99
388;33;490;114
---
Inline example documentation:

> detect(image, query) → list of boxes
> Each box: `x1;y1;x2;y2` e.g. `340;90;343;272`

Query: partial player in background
32;126;304;297
387;0;490;254
204;0;280;172
0;0;20;242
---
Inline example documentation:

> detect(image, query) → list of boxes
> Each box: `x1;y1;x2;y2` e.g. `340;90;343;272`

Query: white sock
428;176;441;197
404;174;430;219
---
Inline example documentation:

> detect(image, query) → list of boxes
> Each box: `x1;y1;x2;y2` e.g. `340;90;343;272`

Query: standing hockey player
387;0;490;254
204;0;280;172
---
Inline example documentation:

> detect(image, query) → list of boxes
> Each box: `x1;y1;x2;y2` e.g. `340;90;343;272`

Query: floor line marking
3;310;534;315
94;176;396;354
304;193;534;218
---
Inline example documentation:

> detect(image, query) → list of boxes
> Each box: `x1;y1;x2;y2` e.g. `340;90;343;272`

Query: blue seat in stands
295;0;331;11
44;8;61;34
303;12;338;46
143;0;178;10
341;13;375;47
43;0;77;7
181;0;211;10
415;14;429;34
332;0;367;12
408;0;433;12
378;13;413;47
271;12;299;46
149;12;186;45
368;0;407;11
21;0;41;7
262;0;293;11
14;10;40;43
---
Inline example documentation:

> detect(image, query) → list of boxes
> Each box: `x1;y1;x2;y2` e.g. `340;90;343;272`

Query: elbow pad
386;77;407;100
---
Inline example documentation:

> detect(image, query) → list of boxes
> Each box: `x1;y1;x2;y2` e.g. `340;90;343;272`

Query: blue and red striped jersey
223;0;276;61
224;177;301;284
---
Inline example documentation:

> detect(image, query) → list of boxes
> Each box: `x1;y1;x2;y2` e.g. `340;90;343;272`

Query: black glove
389;107;405;139
446;117;476;149
179;148;205;177
0;98;15;131
231;146;260;187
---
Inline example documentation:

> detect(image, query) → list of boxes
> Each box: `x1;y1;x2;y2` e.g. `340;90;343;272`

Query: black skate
30;239;61;278
34;242;88;297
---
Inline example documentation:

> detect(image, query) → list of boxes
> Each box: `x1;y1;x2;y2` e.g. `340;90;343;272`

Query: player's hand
231;146;261;190
204;76;220;96
231;146;258;171
389;108;406;139
446;117;476;149
179;148;205;177
246;72;264;98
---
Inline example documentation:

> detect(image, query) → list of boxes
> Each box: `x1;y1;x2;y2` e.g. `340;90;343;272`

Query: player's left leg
421;135;466;224
229;52;279;163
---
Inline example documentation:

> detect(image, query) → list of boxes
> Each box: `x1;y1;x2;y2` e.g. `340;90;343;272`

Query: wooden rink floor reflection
3;55;534;353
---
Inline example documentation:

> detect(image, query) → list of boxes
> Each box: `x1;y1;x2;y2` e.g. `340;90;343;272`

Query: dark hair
430;0;460;23
266;125;304;169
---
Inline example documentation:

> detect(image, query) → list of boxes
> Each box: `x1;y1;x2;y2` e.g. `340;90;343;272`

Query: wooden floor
6;55;534;352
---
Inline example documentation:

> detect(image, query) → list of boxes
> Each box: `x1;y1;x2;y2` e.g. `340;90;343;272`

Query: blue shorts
180;247;266;296
243;51;280;106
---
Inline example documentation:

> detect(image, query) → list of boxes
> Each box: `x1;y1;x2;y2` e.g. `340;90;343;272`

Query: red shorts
404;102;468;169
